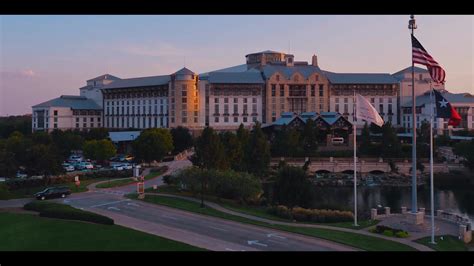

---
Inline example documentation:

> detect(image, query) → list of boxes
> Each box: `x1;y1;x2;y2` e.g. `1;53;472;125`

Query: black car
35;186;71;200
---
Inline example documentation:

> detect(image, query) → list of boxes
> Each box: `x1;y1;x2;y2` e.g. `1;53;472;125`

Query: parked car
68;155;83;163
112;164;124;171
121;163;133;170
16;172;27;178
62;163;75;172
35;186;71;200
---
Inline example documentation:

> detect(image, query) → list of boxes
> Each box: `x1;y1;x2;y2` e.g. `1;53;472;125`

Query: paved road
57;190;356;251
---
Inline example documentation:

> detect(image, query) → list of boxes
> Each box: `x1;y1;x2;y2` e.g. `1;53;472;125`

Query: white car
331;137;345;145
121;164;133;170
16;172;27;178
62;163;75;172
112;164;124;171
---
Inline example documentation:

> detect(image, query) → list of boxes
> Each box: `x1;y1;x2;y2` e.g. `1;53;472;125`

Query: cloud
0;69;39;78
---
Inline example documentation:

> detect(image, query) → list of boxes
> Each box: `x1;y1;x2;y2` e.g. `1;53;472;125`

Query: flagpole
430;87;436;244
353;90;358;227
409;14;418;214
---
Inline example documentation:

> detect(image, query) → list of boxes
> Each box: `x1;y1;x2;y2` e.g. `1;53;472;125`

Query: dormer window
288;57;293;63
276;75;280;81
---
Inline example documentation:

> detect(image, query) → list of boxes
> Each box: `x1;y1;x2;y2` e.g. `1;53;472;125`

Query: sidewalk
144;192;434;251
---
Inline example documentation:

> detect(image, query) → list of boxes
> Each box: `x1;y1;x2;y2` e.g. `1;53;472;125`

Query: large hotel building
32;50;473;133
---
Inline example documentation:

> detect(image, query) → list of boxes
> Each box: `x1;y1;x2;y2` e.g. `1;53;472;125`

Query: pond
309;185;474;225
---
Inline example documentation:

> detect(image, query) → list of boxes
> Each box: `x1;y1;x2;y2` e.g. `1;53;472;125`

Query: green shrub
24;201;114;225
162;175;174;185
267;205;353;223
0;183;15;200
383;230;394;237
395;231;409;238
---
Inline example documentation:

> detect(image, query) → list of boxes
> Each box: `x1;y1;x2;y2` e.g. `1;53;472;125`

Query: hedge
267;205;354;223
371;225;409;238
6;169;133;191
24;201;114;225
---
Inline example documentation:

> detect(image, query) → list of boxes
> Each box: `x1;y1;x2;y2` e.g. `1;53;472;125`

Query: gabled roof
322;71;399;84
207;71;264;84
108;131;141;142
174;67;195;75
270;112;351;127
32;95;102;110
318;112;343;125
392;66;428;77
246;50;284;57
262;64;324;80
102;75;170;89
87;74;121;82
402;91;474;107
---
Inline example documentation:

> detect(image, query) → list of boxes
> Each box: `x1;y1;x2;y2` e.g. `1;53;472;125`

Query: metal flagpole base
429;241;437;245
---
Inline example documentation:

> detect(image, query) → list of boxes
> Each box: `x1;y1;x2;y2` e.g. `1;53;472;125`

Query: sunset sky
1;15;473;115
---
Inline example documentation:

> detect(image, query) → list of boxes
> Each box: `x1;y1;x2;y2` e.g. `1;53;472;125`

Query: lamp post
408;14;418;214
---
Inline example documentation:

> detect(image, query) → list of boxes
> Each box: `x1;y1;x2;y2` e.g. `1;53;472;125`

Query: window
234;98;238;103
54;110;58;116
182;98;187;103
252;104;257;114
214;98;219;103
319;84;324;97
252;117;257;122
243;105;248;114
214;105;219;114
83;117;87;122
182;117;187;123
224;98;228;103
280;85;284;96
388;104;393;114
311;85;315;96
379;104;384;113
271;84;276;96
214;117;219;123
54;117;58;122
344;98;348;103
243;117;248;123
233;105;238;113
335;104;340;113
75;123;79;128
83;123;86;128
252;98;257;103
182;90;187;97
224;105;229;114
243;98;247;104
90;117;94;122
234;117;238;123
224;117;229;123
76;118;79;122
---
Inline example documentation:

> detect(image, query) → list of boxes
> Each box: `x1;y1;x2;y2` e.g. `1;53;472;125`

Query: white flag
355;94;384;127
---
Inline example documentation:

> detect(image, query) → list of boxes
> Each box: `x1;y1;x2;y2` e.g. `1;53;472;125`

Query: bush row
369;225;409;238
6;169;133;190
24;201;114;225
267;205;353;223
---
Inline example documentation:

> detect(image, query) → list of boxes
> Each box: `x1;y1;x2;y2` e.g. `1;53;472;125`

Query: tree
170;126;193;153
454;140;474;169
82;128;109;141
25;144;62;177
416;120;431;158
51;130;84;159
359;122;372;156
220;131;244;172
31;131;52;145
301;119;318;157
83;139;117;163
271;126;300;157
273;165;314;208
191;127;228;170
381;122;402;158
5;131;32;168
132;128;174;163
245;122;271;176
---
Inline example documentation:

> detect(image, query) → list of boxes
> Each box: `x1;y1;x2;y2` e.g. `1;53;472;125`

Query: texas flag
433;89;461;126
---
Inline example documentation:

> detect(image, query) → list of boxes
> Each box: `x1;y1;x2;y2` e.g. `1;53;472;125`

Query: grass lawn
96;167;168;189
1;178;109;200
415;235;468;251
128;194;415;251
146;185;378;230
0;212;204;251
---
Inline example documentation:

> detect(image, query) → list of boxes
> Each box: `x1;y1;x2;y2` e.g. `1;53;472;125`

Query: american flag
411;34;446;84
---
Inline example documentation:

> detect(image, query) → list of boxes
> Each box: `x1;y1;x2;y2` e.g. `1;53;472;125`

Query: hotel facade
32;50;474;134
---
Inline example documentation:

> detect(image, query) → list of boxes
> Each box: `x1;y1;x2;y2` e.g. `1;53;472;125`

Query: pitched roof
32;95;102;110
392;66;428;77
245;50;284;56
402;91;474;107
322;71;399;84
108;131;141;142
87;74;121;82
207;71;264;84
174;67;195;75
262;64;324;80
102;75;170;89
270;112;350;127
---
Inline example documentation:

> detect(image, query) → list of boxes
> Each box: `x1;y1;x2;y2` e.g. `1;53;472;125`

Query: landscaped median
0;212;205;251
126;193;417;251
415;235;469;251
96;166;168;189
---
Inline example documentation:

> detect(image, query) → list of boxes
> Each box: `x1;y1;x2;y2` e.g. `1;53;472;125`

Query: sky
1;15;473;116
